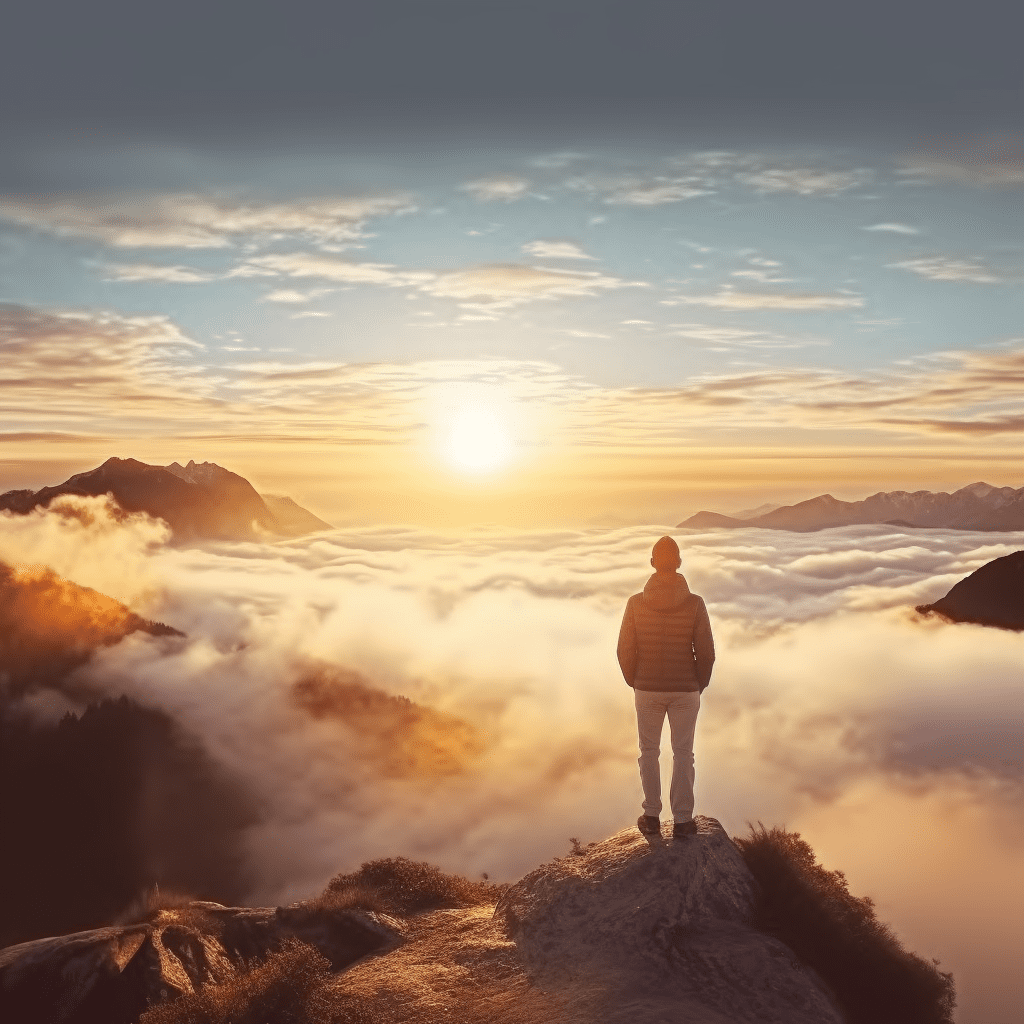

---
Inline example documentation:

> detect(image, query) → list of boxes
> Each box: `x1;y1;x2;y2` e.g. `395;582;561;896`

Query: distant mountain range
917;550;1024;630
0;457;333;541
679;482;1024;533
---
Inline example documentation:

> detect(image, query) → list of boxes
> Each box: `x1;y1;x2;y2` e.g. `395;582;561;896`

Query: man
617;536;715;839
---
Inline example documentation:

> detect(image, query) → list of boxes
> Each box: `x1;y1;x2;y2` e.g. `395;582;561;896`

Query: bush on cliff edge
138;938;337;1024
735;824;955;1024
322;855;507;915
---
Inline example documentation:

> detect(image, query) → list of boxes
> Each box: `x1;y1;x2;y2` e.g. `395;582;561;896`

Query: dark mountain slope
0;697;256;948
0;565;252;948
916;550;1024;630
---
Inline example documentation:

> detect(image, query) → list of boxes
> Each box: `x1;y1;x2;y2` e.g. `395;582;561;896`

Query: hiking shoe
637;815;661;835
673;820;698;840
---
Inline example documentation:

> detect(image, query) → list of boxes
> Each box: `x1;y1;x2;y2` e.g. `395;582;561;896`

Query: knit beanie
651;535;680;570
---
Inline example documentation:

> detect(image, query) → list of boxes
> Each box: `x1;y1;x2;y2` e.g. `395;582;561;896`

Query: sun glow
427;382;523;475
443;401;515;473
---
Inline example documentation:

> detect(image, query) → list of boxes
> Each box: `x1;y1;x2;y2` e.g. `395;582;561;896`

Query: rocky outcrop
0;902;403;1024
494;817;844;1024
917;550;1024;630
679;481;1024;533
5;818;945;1022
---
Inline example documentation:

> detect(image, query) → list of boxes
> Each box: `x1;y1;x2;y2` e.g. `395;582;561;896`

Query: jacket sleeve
693;597;715;691
616;596;638;687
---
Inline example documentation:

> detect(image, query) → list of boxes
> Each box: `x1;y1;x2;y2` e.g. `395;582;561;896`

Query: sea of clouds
2;500;1021;1023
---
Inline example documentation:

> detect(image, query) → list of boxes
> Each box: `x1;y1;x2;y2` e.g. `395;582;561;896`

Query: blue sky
0;2;1021;522
3;137;1020;381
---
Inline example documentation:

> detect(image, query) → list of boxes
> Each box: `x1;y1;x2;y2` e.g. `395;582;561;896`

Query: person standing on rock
617;535;715;840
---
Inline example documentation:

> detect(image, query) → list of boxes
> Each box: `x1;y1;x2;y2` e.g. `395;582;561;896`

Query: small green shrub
324;856;507;915
138;937;333;1024
735;824;955;1024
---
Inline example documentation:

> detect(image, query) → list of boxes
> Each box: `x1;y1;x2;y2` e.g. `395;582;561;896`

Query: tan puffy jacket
617;572;715;692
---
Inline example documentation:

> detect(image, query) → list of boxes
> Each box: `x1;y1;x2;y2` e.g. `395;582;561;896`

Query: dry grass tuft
323;856;507;916
115;889;223;935
294;882;392;918
735;823;955;1024
138;937;334;1024
565;837;597;858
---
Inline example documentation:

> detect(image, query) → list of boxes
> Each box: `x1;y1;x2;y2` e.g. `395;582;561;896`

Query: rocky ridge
0;901;402;1024
0;817;847;1024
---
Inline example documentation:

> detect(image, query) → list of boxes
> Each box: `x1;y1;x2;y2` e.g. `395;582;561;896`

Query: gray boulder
494;816;845;1024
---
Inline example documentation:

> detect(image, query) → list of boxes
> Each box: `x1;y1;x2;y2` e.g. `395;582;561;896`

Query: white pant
634;689;700;823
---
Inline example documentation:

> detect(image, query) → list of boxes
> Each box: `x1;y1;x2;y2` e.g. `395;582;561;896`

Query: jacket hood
643;571;691;611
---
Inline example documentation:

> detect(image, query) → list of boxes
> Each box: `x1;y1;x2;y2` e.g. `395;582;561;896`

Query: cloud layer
5;499;1021;1017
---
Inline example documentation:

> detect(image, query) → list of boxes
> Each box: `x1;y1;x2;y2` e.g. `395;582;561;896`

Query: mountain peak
494;817;843;1022
1;458;331;541
957;481;996;497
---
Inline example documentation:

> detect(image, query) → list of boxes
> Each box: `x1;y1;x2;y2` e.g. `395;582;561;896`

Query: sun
426;381;523;475
443;401;515;473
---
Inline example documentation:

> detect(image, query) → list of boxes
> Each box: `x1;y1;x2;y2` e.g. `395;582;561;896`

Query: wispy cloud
888;256;1014;284
730;269;795;284
238;253;644;309
460;177;532;202
102;263;219;283
880;414;1024;435
0;193;416;248
0;303;211;435
239;252;430;288
736;166;871;195
670;323;818;349
862;223;919;235
522;239;596;260
665;288;863;310
423;265;645;306
262;288;335;304
900;137;1023;187
562;329;611;339
603;178;712;206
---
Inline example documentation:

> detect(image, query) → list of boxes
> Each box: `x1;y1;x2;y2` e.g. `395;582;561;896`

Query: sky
1;0;1021;524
